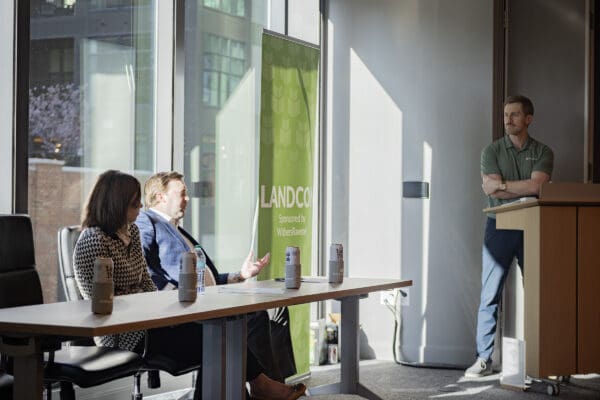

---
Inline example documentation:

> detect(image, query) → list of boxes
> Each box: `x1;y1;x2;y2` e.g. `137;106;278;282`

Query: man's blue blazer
136;209;229;289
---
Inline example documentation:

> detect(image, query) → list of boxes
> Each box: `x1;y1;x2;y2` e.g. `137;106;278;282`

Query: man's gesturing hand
240;251;271;280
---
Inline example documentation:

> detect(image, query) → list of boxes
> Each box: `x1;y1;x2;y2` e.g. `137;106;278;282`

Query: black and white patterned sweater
73;224;157;351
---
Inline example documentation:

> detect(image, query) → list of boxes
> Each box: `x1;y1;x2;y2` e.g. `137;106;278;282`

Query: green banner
257;31;319;377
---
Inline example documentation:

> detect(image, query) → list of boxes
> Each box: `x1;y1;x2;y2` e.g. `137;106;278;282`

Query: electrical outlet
400;288;409;306
380;289;396;306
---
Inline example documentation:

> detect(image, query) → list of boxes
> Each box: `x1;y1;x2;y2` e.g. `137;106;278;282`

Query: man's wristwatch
231;272;245;283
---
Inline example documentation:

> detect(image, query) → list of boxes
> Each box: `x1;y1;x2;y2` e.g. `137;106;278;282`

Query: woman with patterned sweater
73;170;305;400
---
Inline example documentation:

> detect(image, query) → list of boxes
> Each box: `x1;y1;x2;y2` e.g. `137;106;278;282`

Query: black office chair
57;224;162;396
0;366;12;400
0;215;144;400
58;225;202;397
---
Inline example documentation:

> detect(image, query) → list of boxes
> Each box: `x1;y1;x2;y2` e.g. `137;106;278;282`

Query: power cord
384;290;463;369
381;289;403;364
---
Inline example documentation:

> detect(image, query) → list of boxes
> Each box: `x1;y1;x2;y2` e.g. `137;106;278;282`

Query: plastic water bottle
194;245;206;294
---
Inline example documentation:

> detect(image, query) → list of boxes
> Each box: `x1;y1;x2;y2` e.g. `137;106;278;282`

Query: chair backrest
57;225;83;301
0;215;43;309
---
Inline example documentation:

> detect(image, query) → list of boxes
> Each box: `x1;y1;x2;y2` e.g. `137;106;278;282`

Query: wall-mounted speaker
403;181;429;199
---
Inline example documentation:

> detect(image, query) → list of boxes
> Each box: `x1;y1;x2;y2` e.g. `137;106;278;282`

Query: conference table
0;277;412;400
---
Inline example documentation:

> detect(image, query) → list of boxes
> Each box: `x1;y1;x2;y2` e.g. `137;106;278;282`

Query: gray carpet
71;360;600;399
303;360;600;399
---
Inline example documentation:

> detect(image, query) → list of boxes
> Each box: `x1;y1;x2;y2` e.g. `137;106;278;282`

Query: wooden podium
485;183;600;378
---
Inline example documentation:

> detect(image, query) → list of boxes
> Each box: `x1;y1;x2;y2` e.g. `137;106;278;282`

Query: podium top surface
483;182;600;213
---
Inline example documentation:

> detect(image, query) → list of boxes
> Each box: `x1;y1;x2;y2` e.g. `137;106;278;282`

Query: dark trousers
247;310;283;382
136;320;263;383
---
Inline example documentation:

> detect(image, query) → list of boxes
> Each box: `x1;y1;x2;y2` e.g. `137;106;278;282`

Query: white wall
0;1;14;213
328;0;493;365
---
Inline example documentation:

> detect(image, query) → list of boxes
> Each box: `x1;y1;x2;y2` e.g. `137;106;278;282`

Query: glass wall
21;0;319;302
28;0;156;302
181;0;319;271
182;0;269;270
288;0;319;45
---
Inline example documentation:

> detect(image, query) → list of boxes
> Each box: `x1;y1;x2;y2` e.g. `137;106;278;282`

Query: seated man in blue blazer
136;171;269;290
135;171;286;384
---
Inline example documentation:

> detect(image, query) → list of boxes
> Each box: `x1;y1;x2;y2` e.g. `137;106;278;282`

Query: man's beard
505;125;521;136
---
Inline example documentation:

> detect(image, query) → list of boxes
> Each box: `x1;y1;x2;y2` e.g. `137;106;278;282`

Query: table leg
202;315;247;400
340;295;359;393
14;352;44;400
225;316;247;400
309;296;383;400
0;335;44;400
202;319;225;399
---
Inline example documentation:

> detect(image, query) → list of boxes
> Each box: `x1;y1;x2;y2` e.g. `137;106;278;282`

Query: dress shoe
251;382;306;400
286;383;306;400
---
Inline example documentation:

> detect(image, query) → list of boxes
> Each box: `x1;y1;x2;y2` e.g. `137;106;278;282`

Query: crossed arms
481;171;550;200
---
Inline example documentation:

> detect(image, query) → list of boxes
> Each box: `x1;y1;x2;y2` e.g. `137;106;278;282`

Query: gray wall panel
507;0;586;182
328;0;493;365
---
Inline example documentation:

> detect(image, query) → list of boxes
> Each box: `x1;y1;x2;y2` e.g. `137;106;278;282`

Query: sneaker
465;357;493;378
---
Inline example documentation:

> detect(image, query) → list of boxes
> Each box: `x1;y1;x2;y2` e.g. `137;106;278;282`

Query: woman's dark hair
82;170;141;235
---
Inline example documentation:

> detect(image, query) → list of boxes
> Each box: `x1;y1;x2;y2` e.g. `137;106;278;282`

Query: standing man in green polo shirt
465;95;554;378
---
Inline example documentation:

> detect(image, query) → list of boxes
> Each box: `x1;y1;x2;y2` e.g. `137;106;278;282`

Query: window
28;0;157;302
181;0;320;273
18;0;320;304
31;0;76;17
203;0;245;17
288;0;320;45
202;34;246;107
89;0;133;10
182;0;276;269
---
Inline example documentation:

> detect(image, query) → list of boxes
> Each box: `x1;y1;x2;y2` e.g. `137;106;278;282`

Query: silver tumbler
285;246;301;289
328;243;344;284
92;257;114;314
179;251;197;302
